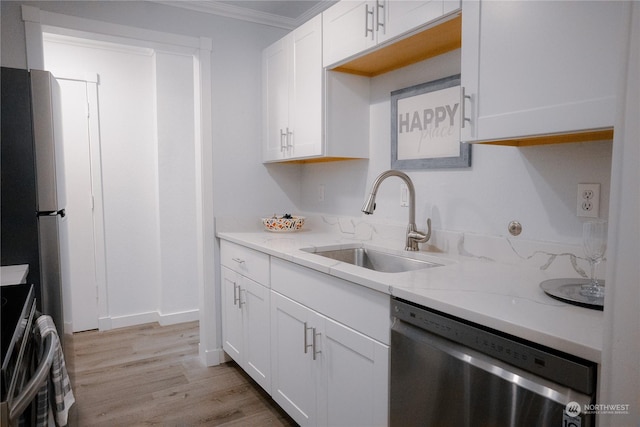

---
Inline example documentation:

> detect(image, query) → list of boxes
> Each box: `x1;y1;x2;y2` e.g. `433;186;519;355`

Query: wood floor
64;321;297;426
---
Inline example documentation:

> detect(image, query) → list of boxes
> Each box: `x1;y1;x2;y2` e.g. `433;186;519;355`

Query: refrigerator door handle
36;209;65;218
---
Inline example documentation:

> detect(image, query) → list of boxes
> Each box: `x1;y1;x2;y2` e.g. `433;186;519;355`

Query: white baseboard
199;343;227;367
98;316;112;331
98;309;199;331
108;311;158;330
63;321;74;335
158;309;199;326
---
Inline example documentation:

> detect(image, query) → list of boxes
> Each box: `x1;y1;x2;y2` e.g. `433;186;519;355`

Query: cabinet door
323;0;377;68
243;278;271;392
289;14;323;159
378;0;446;44
318;317;389;427
271;291;320;426
221;266;243;362
263;36;290;162
461;0;625;142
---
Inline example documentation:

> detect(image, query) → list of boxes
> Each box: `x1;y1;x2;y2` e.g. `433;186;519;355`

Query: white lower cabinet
271;291;388;427
221;266;271;392
270;255;390;427
320;312;389;427
220;241;390;426
270;291;320;425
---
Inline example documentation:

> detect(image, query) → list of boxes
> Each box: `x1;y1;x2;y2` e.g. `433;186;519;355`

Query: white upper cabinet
323;0;460;68
263;37;290;162
263;14;369;163
290;18;324;159
263;15;322;161
322;1;377;68
378;0;449;44
460;0;628;144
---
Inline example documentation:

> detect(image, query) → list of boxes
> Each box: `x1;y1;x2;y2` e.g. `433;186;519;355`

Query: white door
320;317;389;427
242;278;271;392
263;37;289;162
271;291;319;426
57;77;101;332
379;0;446;43
461;0;624;142
221;266;243;361
290;14;323;159
322;0;377;68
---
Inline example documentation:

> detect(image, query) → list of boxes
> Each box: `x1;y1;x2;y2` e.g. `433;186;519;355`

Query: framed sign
391;75;471;169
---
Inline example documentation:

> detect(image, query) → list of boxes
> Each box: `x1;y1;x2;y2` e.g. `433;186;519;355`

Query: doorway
54;75;102;332
23;6;217;366
42;31;201;331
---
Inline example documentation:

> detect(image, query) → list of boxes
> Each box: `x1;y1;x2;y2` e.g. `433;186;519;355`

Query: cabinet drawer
220;240;270;285
271;257;390;345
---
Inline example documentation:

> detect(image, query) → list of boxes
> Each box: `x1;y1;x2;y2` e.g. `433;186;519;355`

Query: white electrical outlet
400;183;409;207
318;184;325;202
577;183;600;218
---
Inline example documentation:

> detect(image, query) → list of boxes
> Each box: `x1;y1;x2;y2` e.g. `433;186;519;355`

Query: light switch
400;183;409;207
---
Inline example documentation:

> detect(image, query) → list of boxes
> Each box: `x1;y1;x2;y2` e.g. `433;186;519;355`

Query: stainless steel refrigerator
1;67;68;340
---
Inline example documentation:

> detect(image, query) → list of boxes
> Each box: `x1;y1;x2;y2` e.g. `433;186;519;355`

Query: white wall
154;51;199;319
300;50;612;246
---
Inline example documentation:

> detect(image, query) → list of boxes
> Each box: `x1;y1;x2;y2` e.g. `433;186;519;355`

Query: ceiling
155;0;337;29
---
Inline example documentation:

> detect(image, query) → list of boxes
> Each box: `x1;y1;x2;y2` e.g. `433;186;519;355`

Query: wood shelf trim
470;128;615;147
330;13;462;77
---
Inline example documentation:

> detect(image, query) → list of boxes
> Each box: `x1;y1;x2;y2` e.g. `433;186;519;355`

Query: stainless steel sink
304;246;443;273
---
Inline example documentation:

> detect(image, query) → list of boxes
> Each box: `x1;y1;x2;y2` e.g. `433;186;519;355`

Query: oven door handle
9;332;57;422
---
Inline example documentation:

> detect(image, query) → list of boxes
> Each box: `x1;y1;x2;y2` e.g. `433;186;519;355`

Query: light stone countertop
216;215;603;363
0;264;29;286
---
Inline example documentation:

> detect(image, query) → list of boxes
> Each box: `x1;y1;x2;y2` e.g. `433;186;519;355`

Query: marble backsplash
215;213;600;280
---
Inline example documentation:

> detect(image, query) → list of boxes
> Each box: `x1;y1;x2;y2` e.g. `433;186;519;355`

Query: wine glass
580;220;607;298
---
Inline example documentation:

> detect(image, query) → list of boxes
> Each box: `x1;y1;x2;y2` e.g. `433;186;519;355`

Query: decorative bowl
262;215;305;232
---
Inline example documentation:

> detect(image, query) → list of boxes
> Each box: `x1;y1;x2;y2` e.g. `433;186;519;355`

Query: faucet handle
407;218;432;249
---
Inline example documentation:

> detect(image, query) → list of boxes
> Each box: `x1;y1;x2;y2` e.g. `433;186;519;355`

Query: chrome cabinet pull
238;287;245;308
232;257;245;264
286;127;293;149
364;4;374;38
280;128;286;152
461;87;472;129
233;283;240;306
312;328;321;361
303;322;313;354
376;0;385;31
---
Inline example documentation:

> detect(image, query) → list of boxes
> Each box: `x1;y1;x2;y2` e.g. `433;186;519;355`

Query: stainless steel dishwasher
390;298;597;427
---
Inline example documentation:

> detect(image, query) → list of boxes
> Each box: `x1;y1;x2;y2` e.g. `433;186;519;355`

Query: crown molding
295;1;336;27
150;1;332;30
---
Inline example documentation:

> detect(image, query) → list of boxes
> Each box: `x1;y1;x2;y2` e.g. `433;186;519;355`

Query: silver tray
540;278;604;310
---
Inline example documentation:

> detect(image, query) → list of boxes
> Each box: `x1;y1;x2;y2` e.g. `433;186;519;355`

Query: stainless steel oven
1;284;57;426
390;298;597;427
